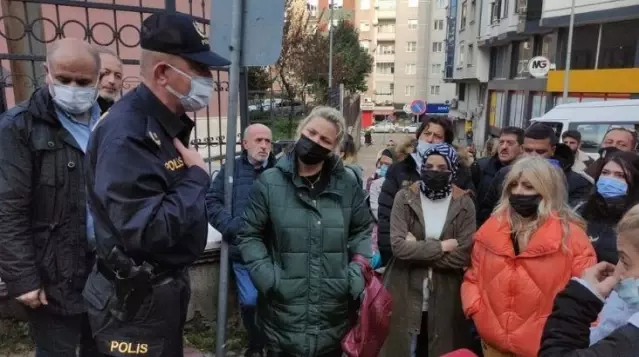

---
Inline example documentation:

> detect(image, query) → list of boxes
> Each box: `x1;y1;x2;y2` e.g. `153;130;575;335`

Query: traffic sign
410;99;427;115
403;103;412;114
528;56;551;78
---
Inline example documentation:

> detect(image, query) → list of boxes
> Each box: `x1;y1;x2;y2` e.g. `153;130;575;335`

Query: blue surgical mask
165;64;214;112
416;140;436;157
615;278;639;307
376;164;389;177
48;76;98;114
596;176;628;198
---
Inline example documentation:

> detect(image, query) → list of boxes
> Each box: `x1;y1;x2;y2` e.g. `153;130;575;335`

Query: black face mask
509;194;542;218
421;170;451;191
295;135;332;165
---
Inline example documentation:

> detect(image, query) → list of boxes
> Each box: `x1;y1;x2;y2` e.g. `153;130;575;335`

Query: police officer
83;13;229;357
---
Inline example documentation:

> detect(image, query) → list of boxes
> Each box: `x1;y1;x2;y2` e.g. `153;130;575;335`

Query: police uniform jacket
85;83;210;268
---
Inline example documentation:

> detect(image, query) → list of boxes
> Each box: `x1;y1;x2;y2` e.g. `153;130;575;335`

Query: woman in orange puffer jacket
461;156;596;357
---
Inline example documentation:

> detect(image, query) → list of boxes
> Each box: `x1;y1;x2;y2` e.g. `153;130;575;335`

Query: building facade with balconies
446;0;491;145
356;0;456;125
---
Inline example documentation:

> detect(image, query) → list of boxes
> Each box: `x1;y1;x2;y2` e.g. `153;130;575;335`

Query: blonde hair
494;156;585;250
395;137;416;162
295;106;346;148
484;137;499;157
616;204;639;242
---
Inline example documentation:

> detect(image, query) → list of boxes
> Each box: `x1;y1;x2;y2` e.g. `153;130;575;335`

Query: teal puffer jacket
237;152;373;357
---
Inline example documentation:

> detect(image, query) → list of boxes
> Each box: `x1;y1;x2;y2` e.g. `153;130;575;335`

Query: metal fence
0;0;232;174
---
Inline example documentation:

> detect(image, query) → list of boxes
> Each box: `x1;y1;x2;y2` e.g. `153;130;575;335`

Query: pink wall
0;0;228;118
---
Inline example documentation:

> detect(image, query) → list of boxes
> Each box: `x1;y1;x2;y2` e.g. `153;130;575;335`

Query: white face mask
165;64;214;112
48;76;98;115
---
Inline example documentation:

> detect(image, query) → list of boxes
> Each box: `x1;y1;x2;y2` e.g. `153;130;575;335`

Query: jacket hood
27;87;60;125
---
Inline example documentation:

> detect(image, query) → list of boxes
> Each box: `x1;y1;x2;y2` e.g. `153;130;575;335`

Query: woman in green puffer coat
237;106;373;357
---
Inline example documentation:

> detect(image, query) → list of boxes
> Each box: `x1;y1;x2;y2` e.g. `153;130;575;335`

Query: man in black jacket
377;116;475;266
0;38;102;355
471;126;523;212
477;123;592;225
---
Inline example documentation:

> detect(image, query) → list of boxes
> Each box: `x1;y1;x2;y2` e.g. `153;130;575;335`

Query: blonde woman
237;106;373;357
461;156;596;357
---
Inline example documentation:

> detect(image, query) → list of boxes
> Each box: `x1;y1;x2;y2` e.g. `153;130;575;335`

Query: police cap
141;12;230;67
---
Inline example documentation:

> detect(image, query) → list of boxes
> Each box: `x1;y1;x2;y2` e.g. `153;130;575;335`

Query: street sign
528;56;551;78
410;99;427;115
403;103;412;114
211;0;285;66
426;103;450;114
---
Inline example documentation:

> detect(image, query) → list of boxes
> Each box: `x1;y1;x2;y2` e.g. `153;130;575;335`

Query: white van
530;99;639;159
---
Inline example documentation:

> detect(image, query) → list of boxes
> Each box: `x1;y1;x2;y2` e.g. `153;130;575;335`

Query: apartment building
446;0;491;143
317;0;357;23
356;0;454;124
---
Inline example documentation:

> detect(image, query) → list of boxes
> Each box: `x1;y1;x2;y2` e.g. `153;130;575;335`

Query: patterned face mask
419;144;459;200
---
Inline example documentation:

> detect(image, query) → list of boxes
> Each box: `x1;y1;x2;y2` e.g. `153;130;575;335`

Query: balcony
375;72;395;81
376;32;395;41
375;53;395;62
376;9;396;20
374;94;394;104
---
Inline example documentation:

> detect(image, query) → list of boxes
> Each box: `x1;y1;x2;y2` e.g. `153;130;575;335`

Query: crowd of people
2;10;639;357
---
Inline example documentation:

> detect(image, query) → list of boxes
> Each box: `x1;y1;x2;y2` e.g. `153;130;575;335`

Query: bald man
0;37;101;355
205;123;274;357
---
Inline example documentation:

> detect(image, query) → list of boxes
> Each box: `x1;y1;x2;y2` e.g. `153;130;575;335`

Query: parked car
369;121;397;133
402;123;420;133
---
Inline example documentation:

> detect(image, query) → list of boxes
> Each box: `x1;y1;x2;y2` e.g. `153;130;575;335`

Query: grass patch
183;311;248;354
0;318;34;354
0;312;248;355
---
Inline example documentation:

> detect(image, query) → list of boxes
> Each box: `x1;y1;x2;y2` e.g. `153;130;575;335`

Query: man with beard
586;127;637;179
562;130;594;172
471;126;523;216
477;124;592;225
95;47;123;114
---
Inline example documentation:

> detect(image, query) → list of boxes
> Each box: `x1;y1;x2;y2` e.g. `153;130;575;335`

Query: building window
458;43;465;66
515;39;533;78
378;0;396;9
467;44;474;66
501;0;509;18
376;62;395;74
431;63;442;74
375;82;394;95
408;0;418;7
430;85;441;95
378;22;395;33
377;44;395;54
360;0;371;10
490;0;502;23
434;19;444;30
360;40;371;51
470;0;477;21
408;19;418;30
436;0;446;8
432;41;443;52
407;41;417;52
360;21;370;32
460;1;467;30
405;85;415;96
489;45;509;79
405;63;417;74
458;83;466;101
